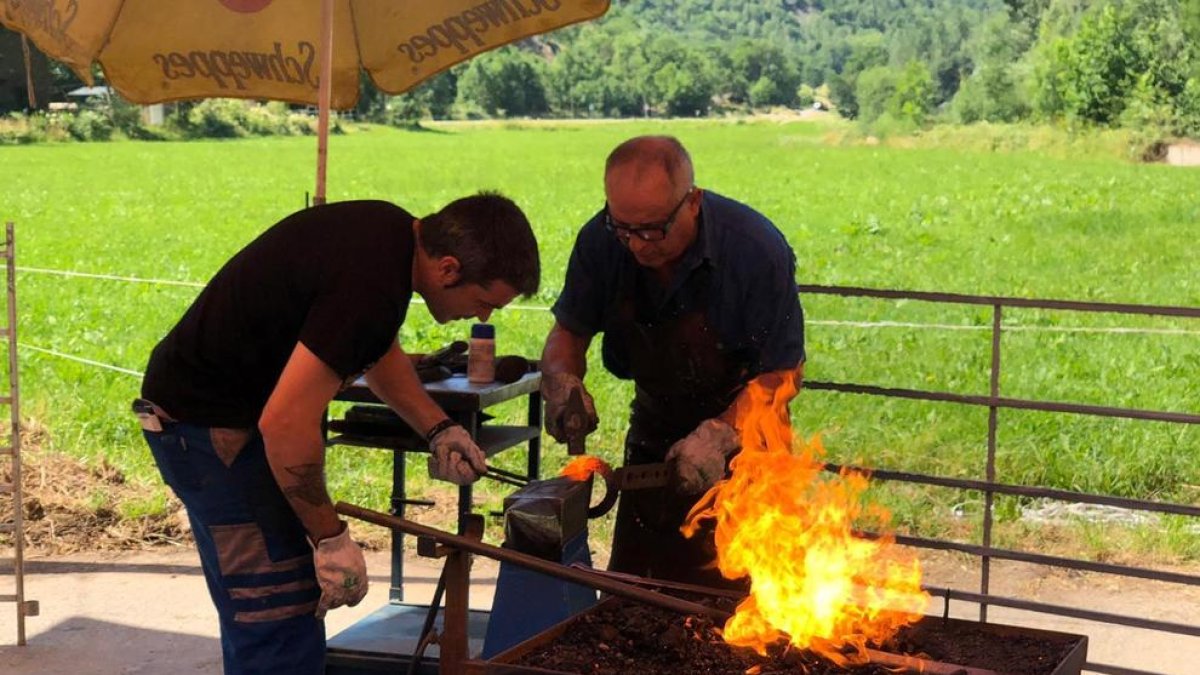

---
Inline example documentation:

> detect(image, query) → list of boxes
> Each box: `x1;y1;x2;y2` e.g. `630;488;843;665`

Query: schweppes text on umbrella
399;0;565;65
147;0;566;91
153;41;318;91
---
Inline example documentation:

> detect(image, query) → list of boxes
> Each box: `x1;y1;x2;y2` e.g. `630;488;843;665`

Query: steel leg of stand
527;391;541;480
390;451;406;602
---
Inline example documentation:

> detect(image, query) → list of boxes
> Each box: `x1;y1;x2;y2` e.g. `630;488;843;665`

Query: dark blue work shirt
552;190;805;382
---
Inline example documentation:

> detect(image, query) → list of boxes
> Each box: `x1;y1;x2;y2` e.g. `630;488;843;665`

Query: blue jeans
143;422;325;675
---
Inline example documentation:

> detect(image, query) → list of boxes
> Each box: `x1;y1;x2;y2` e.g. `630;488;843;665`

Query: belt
132;398;175;432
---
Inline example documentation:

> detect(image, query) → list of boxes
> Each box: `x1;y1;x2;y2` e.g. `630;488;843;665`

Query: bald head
604;136;694;194
602;136;702;272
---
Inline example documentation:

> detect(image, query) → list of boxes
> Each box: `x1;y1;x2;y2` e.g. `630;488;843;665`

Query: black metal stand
324;373;542;673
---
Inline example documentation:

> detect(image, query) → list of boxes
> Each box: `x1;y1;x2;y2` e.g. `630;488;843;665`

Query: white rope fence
16;266;1200;376
18;266;205;288
17;343;143;377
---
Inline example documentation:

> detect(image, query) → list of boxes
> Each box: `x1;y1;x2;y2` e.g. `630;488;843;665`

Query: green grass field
2;118;1197;559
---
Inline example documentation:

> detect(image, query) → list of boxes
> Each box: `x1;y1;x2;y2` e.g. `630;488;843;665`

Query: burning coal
682;373;929;664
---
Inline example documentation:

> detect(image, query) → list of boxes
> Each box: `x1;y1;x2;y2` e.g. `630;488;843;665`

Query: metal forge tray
477;596;1088;675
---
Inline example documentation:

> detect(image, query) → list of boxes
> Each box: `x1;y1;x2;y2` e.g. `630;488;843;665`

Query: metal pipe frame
799;284;1200;675
341;504;1083;675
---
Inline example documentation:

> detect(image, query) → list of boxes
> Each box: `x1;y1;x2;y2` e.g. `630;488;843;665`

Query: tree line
4;0;1200;139
374;0;1200;137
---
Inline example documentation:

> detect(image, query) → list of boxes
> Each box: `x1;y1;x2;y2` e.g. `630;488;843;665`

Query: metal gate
799;284;1200;675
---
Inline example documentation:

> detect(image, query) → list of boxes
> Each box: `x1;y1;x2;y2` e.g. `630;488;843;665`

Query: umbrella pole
314;0;335;206
21;36;37;110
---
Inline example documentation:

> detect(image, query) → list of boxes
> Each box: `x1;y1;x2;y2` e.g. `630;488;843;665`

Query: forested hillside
368;0;1198;137
4;0;1200;138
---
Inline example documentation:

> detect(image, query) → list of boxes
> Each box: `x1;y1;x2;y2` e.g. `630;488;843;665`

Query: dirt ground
1;546;1197;675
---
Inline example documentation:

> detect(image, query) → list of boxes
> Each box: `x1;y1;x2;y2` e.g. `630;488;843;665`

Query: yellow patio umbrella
2;0;610;202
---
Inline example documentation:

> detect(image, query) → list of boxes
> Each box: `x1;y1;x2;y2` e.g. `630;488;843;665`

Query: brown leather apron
603;262;751;589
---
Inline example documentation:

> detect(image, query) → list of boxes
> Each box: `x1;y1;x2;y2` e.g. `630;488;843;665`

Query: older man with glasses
539;135;806;589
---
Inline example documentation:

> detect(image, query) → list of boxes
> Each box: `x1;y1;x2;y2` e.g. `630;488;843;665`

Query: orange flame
682;373;929;661
560;455;609;482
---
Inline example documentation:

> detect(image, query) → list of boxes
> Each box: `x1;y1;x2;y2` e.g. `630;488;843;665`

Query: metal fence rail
799;284;1200;675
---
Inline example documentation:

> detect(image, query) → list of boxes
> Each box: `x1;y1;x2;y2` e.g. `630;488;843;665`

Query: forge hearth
488;595;1087;675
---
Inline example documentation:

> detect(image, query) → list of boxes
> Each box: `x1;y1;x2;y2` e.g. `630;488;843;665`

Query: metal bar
481;465;527;488
527;391;542;481
823;463;1200;518
885;533;1200;586
1082;663;1170;675
981;303;1001;622
566;563;745;599
336;502;733;622
485;464;530;484
389;449;406;603
440;550;470;675
796;284;1200;318
5;221;23;646
927;586;1200;637
805;380;1200;425
406;565;448;675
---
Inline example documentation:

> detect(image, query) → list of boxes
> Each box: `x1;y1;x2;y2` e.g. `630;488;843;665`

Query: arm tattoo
281;463;330;507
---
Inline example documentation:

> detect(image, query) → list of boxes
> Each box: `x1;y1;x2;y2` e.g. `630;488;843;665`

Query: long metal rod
805;380;1200;425
980;303;1001;622
1087;657;1165;673
927;585;1200;637
881;532;1200;587
406;565;448;675
335;502;733;622
6;222;25;646
823;462;1200;518
796;283;1200;318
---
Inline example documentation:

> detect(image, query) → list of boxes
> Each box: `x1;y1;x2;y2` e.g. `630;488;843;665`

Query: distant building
0;27;54;112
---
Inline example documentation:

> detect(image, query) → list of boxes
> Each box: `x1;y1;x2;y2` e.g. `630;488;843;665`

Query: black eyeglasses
604;188;695;243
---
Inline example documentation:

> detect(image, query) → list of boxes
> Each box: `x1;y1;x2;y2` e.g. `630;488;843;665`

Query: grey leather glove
540;371;598;443
665;419;740;495
310;521;368;619
427;423;487;485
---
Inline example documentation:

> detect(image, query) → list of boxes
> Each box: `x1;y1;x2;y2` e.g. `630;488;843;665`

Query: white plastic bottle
468;323;496;384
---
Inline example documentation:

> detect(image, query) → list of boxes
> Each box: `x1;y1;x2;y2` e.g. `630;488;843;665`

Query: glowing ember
560;455;609;481
682;373;929;663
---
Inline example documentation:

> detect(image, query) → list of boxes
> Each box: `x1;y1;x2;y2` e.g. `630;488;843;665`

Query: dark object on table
495;354;537;384
415;341;468;382
415;342;535;384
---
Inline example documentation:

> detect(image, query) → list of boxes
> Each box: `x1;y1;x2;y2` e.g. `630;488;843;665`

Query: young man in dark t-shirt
137;193;539;675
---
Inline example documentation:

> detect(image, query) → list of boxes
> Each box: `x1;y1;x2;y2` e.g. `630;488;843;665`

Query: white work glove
540;371;598;443
310;521;368;619
665;419;741;495
427;423;487;485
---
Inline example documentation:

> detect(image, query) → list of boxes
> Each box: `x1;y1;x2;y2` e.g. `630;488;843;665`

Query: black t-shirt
142;200;416;427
